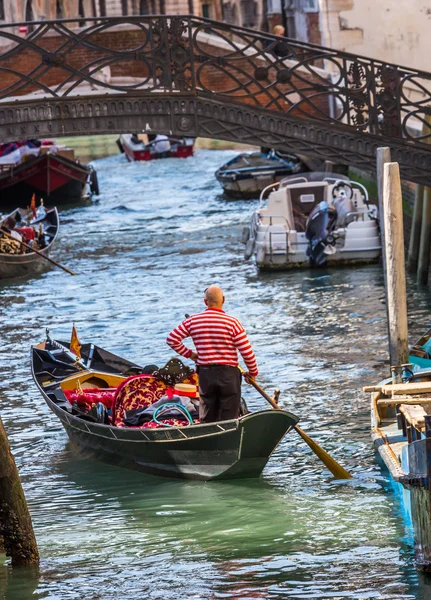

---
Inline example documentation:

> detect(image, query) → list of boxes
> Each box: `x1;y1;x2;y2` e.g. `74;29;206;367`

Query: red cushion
64;388;116;410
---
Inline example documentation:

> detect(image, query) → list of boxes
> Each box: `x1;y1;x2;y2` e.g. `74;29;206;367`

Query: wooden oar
240;369;352;479
0;228;76;276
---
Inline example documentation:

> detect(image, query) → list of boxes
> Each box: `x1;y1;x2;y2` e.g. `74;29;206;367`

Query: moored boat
243;172;381;269
0;206;59;279
215;150;308;199
31;335;299;481
118;134;194;162
0;140;98;208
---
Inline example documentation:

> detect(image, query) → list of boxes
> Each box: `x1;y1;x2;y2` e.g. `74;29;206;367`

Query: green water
1;150;431;599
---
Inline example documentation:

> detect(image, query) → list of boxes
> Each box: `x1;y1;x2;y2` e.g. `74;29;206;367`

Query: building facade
0;0;201;24
266;0;430;72
0;0;266;29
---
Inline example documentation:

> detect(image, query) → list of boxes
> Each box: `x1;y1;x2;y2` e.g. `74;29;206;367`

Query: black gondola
215;150;308;199
31;335;299;481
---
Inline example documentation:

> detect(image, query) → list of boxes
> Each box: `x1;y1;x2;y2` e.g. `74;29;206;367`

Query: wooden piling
0;417;39;566
376;147;392;271
418;185;431;284
417;112;431;284
408;184;424;273
383;162;409;367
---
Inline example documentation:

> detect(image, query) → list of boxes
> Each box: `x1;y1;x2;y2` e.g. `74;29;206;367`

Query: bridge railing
0;15;431;147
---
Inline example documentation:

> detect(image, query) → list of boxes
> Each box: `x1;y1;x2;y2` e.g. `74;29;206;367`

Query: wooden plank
382;381;431;395
378;396;431;406
363;385;383;392
399;404;427;430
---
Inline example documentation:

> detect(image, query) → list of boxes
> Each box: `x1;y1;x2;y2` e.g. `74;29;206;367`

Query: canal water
1;150;431;599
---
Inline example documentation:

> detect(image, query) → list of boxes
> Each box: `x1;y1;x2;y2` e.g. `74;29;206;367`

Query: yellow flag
30;193;37;219
70;324;81;359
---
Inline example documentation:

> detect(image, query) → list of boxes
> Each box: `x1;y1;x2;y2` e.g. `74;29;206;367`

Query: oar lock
273;389;280;405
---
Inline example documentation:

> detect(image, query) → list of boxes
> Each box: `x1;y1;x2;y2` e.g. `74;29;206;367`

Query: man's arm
232;323;258;378
166;319;196;360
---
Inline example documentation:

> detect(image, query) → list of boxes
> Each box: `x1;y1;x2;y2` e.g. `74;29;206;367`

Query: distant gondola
215;150;308;199
118;133;194;161
0;207;59;279
31;335;299;481
0;140;97;208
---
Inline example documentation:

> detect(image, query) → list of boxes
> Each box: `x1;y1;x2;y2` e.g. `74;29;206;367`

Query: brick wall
0;25;330;120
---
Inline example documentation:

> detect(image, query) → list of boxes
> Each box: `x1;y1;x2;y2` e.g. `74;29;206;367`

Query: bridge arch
0;15;431;185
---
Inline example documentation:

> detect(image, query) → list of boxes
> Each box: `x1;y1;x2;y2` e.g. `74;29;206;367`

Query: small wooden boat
0;141;98;209
31;335;299;481
118;134;194;162
368;333;431;572
0;207;59;279
215;151;308;199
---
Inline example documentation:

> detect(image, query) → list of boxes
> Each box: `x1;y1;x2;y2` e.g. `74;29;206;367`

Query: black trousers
198;365;241;423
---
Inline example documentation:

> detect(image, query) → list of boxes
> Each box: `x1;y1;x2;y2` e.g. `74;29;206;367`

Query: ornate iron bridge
1;15;431;184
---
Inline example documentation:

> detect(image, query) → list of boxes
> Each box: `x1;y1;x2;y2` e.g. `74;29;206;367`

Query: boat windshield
280;172;350;188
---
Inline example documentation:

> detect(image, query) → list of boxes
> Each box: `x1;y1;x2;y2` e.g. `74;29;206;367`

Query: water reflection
0;150;429;598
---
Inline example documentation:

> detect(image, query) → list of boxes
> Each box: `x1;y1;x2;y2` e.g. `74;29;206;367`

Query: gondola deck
31;337;299;481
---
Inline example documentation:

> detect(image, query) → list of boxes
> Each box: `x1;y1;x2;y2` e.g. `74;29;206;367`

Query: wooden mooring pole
416;112;431;284
382;162;409;367
407;184;424;274
0;417;39;566
417;184;431;284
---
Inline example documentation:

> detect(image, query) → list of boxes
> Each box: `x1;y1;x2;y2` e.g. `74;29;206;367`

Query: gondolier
166;286;258;423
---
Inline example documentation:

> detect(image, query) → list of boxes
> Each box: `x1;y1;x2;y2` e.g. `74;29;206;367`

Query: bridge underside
1;93;430;185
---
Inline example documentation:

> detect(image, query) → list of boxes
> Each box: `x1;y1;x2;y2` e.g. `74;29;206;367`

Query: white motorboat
243;172;381;269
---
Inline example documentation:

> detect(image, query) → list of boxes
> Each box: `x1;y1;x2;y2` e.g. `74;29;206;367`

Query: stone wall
319;0;431;73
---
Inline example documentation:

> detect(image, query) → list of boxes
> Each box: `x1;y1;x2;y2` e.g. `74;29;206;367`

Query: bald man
166;286;258;423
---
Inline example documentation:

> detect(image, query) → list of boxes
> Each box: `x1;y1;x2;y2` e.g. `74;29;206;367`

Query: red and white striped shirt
166;308;258;377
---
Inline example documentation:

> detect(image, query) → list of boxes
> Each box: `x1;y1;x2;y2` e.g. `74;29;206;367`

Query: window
140;0;149;13
267;0;282;13
25;0;35;30
301;0;318;12
99;0;106;15
202;3;210;18
0;0;4;20
78;0;86;25
240;0;257;28
56;0;63;18
121;0;128;15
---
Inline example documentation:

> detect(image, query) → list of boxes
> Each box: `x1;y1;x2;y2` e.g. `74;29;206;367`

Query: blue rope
152;402;194;427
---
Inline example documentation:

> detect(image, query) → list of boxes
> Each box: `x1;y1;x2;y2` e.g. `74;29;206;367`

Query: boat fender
244;238;255;260
116;138;124;153
241;226;250;244
89;169;100;196
256;243;266;265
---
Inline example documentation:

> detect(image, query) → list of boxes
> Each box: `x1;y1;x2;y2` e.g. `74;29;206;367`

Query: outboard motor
305;201;338;266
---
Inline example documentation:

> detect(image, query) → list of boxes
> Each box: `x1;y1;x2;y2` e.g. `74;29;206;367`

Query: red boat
0;140;98;208
118;134;194;162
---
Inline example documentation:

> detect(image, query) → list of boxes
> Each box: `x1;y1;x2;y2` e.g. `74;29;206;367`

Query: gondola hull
0;208;59;280
0;248;53;279
31;340;299;481
52;399;296;480
0;153;91;208
215;151;308;199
